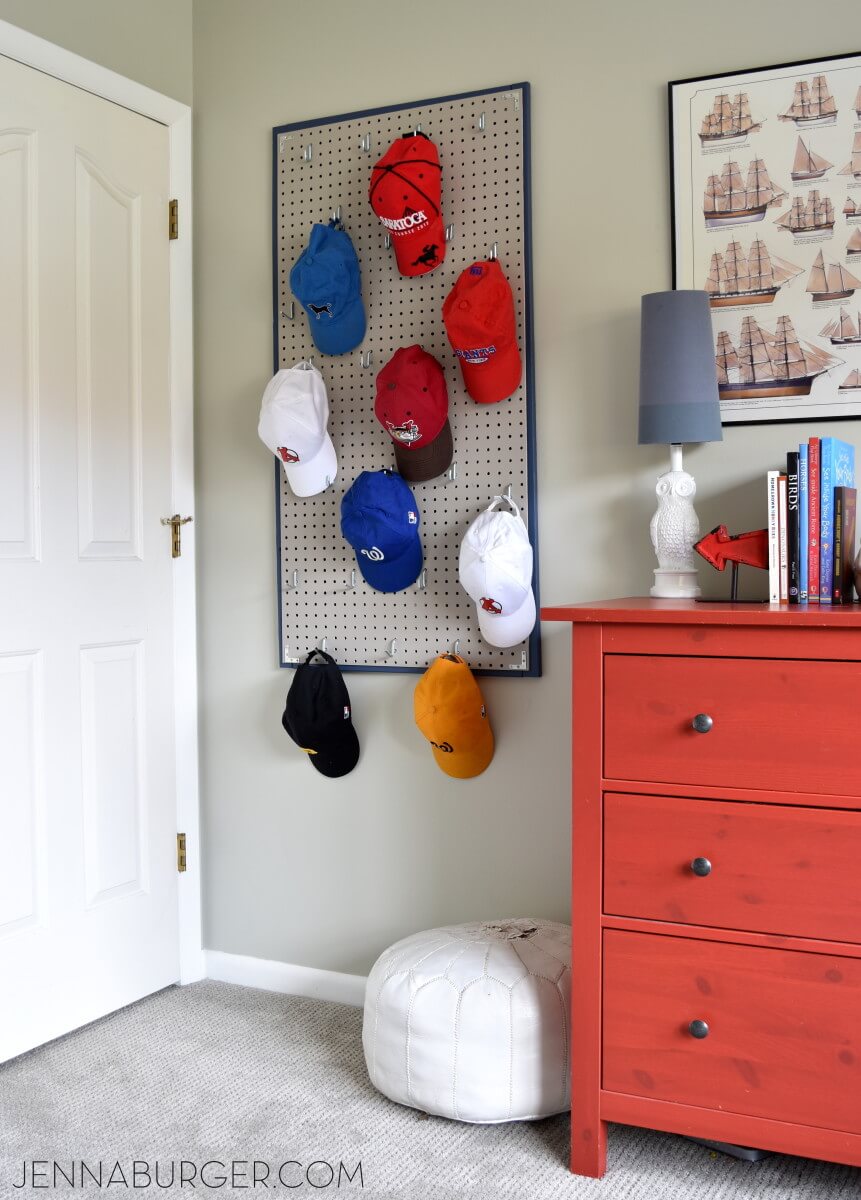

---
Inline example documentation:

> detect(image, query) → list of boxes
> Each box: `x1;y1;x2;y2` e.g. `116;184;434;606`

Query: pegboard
271;84;539;675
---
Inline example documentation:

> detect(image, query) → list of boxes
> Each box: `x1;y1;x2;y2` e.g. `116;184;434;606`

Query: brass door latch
161;514;193;558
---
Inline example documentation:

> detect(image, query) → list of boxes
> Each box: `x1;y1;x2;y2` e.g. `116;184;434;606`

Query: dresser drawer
603;930;861;1134
603;654;861;796
604;792;861;942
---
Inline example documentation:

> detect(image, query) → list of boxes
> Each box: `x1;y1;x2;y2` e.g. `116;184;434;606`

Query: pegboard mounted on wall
272;84;539;675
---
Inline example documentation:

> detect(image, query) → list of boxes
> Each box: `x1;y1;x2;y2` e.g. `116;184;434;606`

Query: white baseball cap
458;497;536;648
257;363;337;497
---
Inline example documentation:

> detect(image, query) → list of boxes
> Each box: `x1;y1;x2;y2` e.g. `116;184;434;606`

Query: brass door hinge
168;198;179;240
177;832;187;873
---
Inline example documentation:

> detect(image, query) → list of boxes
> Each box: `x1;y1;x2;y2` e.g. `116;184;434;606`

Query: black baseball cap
282;650;359;777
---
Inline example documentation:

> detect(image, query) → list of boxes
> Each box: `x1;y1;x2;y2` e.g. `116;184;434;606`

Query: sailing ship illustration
839;132;861;180
839;369;861;390
819;307;861;344
779;76;838;128
848;228;861;258
704;238;801;307
774;190;835;235
699;93;762;144
844;196;861;220
806;249;861;302
704;159;787;228
790;137;832;182
715;315;841;399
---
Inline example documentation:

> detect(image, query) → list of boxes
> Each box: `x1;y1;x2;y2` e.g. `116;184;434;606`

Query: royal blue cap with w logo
290;223;366;355
340;470;423;593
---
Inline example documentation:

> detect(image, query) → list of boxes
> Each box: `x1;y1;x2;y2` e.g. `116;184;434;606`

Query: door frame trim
0;20;203;983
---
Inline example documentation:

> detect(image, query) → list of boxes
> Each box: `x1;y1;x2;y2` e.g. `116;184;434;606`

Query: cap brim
477;588;536;648
431;723;494;779
393;419;453;483
392;215;446;277
354;533;423;593
283;433;338;497
307;724;360;778
307;298;366;356
458;341;522;404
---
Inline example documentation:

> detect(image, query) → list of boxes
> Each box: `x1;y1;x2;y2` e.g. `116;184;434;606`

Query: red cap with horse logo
369;132;445;277
374;346;453;483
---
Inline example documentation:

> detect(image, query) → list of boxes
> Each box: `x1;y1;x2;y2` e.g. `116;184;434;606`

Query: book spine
808;437;821;603
798;444;809;601
833;487;844;604
820;437;834;604
843;488;858;604
778;473;788;603
786;452;800;604
767;470;780;604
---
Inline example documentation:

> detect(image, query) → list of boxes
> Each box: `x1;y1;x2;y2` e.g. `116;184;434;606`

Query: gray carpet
0;981;858;1199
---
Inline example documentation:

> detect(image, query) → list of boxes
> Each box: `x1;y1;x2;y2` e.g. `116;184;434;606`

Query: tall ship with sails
839;132;861;180
839;369;861;391
820;307;861;344
705;238;801;306
699;93;762;144
704;159;786;228
715;315;840;399
790;137;832;181
779;76;838;128
774;190;835;235
848;228;861;258
807;250;861;302
844;196;861;221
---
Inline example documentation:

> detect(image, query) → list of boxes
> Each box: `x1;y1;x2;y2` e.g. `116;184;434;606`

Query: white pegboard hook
318;636;329;653
385;639;398;659
330;205;342;224
452;639;461;657
490;241;499;261
477;112;486;132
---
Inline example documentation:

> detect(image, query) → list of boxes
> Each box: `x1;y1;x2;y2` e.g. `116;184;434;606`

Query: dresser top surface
541;597;861;628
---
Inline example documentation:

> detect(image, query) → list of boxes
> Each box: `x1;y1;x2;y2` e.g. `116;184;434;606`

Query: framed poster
671;53;861;426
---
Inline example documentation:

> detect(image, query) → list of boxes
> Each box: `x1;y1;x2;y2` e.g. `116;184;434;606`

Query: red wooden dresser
541;598;861;1179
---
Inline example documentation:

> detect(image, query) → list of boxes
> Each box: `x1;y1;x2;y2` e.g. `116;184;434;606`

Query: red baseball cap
442;260;522;404
369;133;445;278
374;346;453;483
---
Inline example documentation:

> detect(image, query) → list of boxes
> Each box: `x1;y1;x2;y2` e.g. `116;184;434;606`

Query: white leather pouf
362;919;571;1123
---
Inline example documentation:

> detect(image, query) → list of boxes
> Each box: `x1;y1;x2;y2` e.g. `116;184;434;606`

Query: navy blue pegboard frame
271;82;539;676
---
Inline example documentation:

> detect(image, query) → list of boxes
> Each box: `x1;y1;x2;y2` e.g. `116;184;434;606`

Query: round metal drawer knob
690;857;712;877
688;1019;710;1039
691;713;713;734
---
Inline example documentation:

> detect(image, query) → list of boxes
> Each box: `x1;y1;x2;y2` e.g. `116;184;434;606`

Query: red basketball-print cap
369;132;445;278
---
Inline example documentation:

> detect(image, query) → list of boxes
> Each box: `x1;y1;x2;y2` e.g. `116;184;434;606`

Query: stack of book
767;438;857;605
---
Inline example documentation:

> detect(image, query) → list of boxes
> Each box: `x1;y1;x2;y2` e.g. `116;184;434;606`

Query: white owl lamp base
649;443;702;599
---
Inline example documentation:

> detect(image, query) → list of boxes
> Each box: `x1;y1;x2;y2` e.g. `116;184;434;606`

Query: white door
0;53;180;1061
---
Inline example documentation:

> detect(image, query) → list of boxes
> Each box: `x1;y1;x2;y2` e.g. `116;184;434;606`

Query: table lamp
638;290;723;599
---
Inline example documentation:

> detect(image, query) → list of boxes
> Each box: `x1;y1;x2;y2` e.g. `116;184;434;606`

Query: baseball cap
442;260;522;404
258;363;337;497
340;470;423;593
369;132;445;277
282;649;359;778
459;497;536;648
374;346;453;483
414;655;494;779
290;222;366;355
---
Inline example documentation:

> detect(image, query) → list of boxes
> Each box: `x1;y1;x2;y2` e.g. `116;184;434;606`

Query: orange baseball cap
414;655;494;779
442;260;522;404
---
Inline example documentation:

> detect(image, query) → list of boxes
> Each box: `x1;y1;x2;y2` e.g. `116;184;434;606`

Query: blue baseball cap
290;223;366;356
340;470;423;593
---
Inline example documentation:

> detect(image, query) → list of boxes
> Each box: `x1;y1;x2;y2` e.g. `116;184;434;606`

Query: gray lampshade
638;290;723;445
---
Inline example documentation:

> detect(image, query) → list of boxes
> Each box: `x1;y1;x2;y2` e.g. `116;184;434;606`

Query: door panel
0;53;179;1061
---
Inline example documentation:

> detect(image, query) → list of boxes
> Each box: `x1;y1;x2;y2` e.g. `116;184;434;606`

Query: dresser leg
570;1119;607;1178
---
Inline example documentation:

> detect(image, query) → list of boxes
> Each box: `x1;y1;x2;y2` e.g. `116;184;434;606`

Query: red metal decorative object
695;525;769;572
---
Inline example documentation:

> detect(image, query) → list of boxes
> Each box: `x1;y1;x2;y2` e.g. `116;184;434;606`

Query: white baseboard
204;949;366;1008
